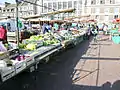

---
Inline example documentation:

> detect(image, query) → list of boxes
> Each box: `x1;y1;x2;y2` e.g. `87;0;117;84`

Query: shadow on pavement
81;57;120;61
72;80;120;90
91;43;111;46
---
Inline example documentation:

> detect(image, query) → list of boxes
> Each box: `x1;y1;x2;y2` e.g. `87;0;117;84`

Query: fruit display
19;32;61;50
26;43;37;50
19;43;26;49
30;35;43;41
58;30;74;40
43;39;60;46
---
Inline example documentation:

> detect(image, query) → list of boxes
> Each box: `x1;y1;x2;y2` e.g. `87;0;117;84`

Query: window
20;7;22;11
74;1;77;8
95;15;99;19
104;8;109;14
110;0;112;3
68;1;72;8
3;10;5;12
100;0;105;4
11;9;14;12
48;3;52;11
53;2;57;10
114;8;119;15
114;15;118;19
58;2;62;9
105;15;109;21
110;0;115;4
24;7;26;10
79;0;82;4
84;0;87;6
91;8;95;13
63;2;67;9
7;9;9;12
91;1;93;4
91;0;96;5
44;3;47;12
96;8;100;14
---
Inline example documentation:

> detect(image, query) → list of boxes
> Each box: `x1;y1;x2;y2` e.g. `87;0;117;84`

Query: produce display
43;39;60;46
0;27;87;83
20;33;60;50
58;30;74;40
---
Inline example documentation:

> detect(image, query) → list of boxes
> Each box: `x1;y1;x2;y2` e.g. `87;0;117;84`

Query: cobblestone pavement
1;36;120;90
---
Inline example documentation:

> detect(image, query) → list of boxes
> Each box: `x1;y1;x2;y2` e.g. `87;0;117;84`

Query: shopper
87;24;91;40
0;25;7;44
42;23;49;34
92;28;98;42
103;24;108;35
91;24;96;36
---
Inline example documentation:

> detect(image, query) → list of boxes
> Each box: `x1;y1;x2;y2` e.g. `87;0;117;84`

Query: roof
19;2;28;6
22;8;76;20
19;0;37;6
64;15;90;20
22;15;43;20
42;8;76;15
3;4;16;9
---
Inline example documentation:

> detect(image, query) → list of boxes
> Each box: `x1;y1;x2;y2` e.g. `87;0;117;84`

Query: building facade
0;2;16;18
83;0;120;22
42;0;83;20
0;0;39;18
18;1;37;17
36;0;43;15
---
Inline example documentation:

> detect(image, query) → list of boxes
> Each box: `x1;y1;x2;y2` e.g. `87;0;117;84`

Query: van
0;18;24;32
0;18;25;42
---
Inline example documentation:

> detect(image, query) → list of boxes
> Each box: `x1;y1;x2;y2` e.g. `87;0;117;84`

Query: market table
0;43;63;83
0;29;87;83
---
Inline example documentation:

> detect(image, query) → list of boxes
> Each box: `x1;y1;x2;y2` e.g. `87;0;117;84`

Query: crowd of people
85;22;120;42
0;21;119;52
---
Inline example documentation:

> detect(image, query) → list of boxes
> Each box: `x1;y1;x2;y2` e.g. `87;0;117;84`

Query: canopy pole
16;0;20;49
39;19;41;32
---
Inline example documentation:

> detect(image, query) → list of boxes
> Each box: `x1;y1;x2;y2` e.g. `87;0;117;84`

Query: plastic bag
0;41;7;51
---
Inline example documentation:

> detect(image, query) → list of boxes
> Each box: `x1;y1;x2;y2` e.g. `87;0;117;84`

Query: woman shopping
0;25;7;51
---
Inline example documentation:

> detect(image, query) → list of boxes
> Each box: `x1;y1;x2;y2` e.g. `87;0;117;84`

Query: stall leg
29;63;39;73
45;56;50;63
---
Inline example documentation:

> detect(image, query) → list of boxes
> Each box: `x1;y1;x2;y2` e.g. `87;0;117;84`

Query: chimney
5;2;11;7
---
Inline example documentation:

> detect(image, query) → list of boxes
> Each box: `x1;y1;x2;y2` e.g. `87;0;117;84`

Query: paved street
1;36;120;90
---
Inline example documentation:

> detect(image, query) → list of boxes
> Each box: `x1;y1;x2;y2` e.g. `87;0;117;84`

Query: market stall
0;33;63;82
0;28;87;83
0;8;88;84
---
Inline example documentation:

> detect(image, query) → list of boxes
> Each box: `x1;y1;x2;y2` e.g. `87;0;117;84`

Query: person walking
103;24;108;35
92;28;98;42
86;24;91;40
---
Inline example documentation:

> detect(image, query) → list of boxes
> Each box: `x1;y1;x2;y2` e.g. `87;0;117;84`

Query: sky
0;0;15;4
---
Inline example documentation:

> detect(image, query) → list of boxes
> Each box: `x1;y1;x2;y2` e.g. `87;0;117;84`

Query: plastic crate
112;36;120;44
12;60;26;74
